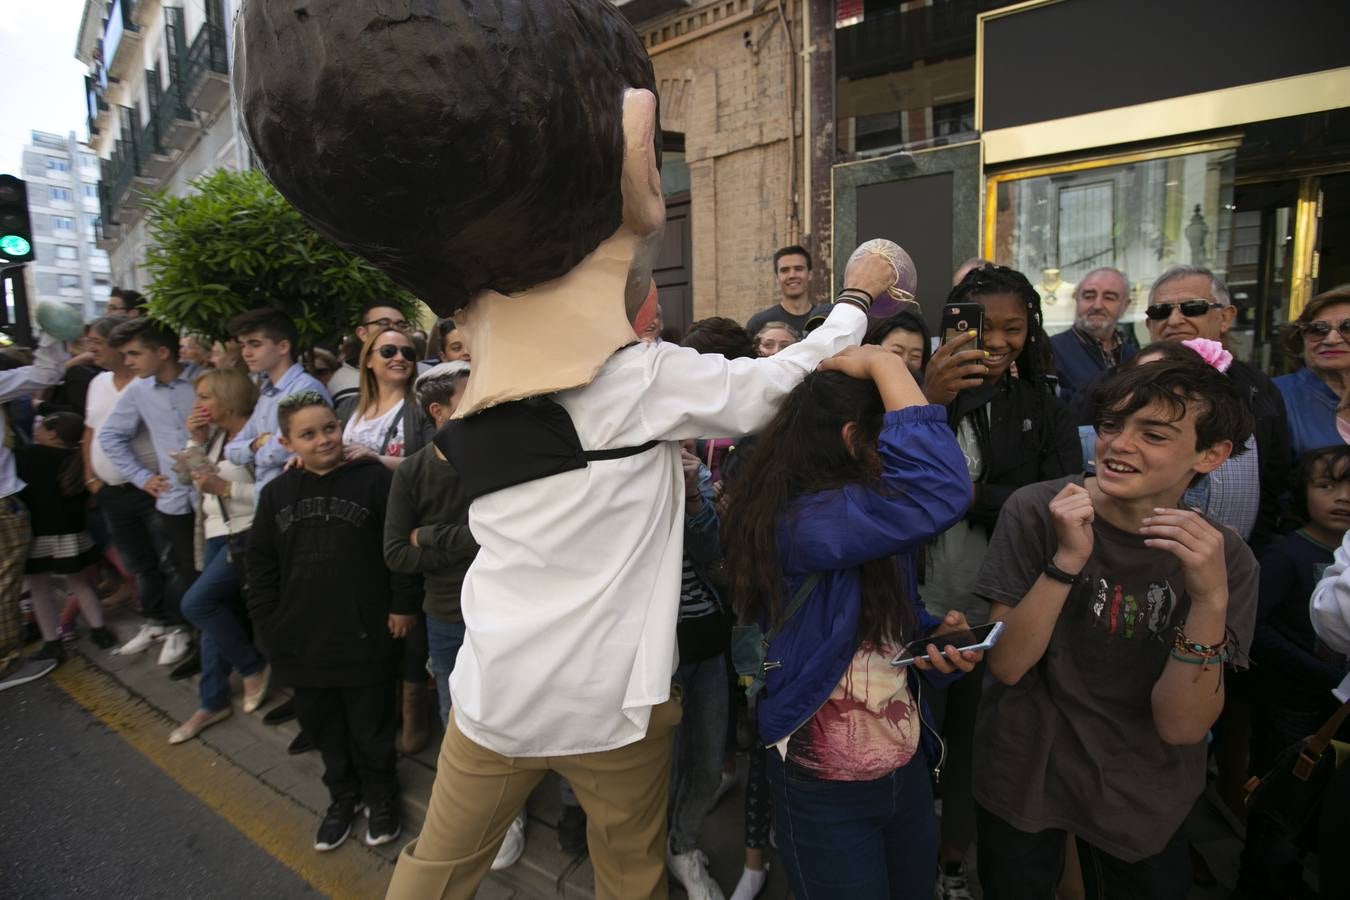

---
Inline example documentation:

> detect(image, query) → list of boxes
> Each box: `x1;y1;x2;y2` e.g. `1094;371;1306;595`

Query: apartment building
76;0;243;292
18;130;111;318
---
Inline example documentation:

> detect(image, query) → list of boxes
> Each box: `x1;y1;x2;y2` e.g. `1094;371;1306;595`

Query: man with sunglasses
327;301;420;411
1143;265;1290;554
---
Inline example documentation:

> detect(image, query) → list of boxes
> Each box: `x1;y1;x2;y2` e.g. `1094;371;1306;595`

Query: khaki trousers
386;696;681;900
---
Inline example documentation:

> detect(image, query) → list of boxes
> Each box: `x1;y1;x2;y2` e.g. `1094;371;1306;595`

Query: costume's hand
64;351;95;370
1049;482;1094;573
912;610;984;674
843;247;897;300
143;474;172;498
388;614;416;639
1140;508;1228;608
922;331;987;405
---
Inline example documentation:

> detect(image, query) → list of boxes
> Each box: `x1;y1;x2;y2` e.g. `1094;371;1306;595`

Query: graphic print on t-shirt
1089;575;1177;639
785;643;919;782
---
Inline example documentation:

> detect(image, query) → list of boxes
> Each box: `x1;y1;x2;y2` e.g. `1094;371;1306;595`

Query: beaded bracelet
1172;630;1228;662
1169;647;1230;665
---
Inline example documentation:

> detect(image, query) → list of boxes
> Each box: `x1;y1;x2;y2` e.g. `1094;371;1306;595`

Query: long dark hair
947;264;1054;385
723;371;916;647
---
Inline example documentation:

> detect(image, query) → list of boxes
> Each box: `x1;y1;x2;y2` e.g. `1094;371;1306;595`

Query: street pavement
0;606;1248;899
1;677;321;899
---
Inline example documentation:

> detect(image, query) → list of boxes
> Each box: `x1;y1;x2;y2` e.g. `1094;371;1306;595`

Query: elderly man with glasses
1142;265;1291;555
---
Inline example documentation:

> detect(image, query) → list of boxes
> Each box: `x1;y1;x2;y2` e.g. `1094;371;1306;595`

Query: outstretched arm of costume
638;303;868;441
1312;530;1350;655
782;406;970;574
0;334;68;402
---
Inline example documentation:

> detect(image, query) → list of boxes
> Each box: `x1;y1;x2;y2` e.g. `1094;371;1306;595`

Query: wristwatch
1043;557;1082;585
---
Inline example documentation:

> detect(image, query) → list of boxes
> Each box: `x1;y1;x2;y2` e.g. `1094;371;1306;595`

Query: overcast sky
0;1;91;174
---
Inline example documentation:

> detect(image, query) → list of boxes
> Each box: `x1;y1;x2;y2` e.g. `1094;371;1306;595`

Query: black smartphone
940;303;983;349
890;620;1005;668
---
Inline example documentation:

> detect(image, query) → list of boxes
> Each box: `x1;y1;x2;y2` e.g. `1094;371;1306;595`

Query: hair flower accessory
1181;338;1233;373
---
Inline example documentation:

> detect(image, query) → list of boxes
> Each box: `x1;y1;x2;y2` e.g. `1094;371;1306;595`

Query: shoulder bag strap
1294;698;1350;780
762;572;822;647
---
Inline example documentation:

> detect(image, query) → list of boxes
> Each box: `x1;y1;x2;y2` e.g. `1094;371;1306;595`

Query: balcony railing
85;74;110;136
184;1;229;103
836;0;1007;82
103;0;141;79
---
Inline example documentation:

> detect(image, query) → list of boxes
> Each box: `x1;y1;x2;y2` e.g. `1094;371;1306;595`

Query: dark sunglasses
1299;318;1350;341
1143;299;1225;321
377;344;417;361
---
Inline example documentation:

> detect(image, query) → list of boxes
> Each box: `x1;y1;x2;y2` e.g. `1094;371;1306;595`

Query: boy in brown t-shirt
971;354;1259;900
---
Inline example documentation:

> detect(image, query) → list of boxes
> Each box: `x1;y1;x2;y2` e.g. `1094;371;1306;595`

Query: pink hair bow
1181;338;1233;373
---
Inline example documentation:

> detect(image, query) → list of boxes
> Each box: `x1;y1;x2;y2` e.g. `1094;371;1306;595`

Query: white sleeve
0;334;68;403
636;303;867;441
1311;528;1350;655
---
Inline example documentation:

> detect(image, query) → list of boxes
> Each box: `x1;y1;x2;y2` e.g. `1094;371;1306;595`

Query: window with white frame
46;157;69;173
59;274;81;290
53;216;75;231
55;245;78;261
49;187;73;203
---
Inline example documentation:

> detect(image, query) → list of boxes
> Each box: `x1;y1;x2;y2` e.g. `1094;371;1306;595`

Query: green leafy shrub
142;168;419;347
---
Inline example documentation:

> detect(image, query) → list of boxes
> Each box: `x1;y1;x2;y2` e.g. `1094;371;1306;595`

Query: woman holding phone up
920;264;1081;900
722;344;979;900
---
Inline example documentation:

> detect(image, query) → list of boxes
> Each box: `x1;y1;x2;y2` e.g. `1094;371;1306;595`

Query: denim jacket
757;405;971;746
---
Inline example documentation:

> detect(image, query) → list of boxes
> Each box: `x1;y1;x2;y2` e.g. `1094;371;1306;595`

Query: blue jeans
425;615;466;727
180;536;264;712
766;750;936;900
668;655;730;854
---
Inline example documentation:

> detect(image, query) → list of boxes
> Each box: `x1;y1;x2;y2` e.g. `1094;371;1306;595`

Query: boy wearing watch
970;353;1259;900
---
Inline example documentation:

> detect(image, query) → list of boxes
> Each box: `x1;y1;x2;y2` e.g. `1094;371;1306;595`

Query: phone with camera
940;303;983;349
889;620;1004;668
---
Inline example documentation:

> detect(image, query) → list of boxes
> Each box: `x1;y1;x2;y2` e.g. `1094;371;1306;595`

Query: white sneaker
937;865;976;900
490;812;526;871
113;623;166;656
728;864;769;900
668;848;725;900
157;629;191;666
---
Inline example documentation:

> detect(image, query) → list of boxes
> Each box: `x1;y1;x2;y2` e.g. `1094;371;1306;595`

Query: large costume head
233;0;664;413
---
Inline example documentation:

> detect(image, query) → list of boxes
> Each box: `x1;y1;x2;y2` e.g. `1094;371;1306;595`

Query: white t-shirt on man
86;370;158;486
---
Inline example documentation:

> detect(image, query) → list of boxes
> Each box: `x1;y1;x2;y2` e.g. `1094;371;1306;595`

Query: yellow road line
51;656;394;900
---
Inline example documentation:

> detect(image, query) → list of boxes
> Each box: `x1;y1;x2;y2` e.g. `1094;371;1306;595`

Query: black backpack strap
438;397;660;501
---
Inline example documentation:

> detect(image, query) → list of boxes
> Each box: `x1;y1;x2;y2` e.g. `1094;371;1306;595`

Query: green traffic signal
0;235;31;258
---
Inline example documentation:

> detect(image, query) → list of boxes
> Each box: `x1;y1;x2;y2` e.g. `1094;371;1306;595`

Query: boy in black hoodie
247;391;420;852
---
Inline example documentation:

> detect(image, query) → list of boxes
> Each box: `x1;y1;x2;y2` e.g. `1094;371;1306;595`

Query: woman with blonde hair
338;325;433;469
169;367;269;744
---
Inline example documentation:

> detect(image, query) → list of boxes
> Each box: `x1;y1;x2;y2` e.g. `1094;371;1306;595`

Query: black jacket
1068;358;1290;553
246;457;421;687
952;374;1082;534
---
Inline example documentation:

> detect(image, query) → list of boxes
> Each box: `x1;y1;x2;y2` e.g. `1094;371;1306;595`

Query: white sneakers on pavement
157;628;191;666
112;623;166;656
668;848;725;900
490;812;527;871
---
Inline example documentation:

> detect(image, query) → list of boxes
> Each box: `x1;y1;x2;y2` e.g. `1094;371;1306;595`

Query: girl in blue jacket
723;344;983;900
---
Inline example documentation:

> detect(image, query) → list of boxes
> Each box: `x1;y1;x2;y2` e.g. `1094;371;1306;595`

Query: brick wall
643;0;811;327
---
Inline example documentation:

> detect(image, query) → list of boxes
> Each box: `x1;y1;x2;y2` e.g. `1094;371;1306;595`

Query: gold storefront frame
981;138;1242;267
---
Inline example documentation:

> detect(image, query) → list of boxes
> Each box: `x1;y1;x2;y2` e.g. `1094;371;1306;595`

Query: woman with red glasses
1275;285;1350;456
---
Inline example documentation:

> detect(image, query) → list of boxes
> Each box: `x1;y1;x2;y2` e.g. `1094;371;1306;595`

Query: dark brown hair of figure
233;0;659;315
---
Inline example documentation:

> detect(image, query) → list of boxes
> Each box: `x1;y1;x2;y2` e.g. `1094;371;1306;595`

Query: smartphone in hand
940;303;984;349
890;620;1004;668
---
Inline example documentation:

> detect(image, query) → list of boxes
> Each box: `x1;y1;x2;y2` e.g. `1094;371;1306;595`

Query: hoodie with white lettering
247;456;422;687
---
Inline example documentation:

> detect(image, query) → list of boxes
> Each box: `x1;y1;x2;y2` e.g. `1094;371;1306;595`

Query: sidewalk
65;605;1247;899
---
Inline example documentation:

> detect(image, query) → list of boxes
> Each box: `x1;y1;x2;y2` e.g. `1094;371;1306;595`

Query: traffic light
0;175;35;265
